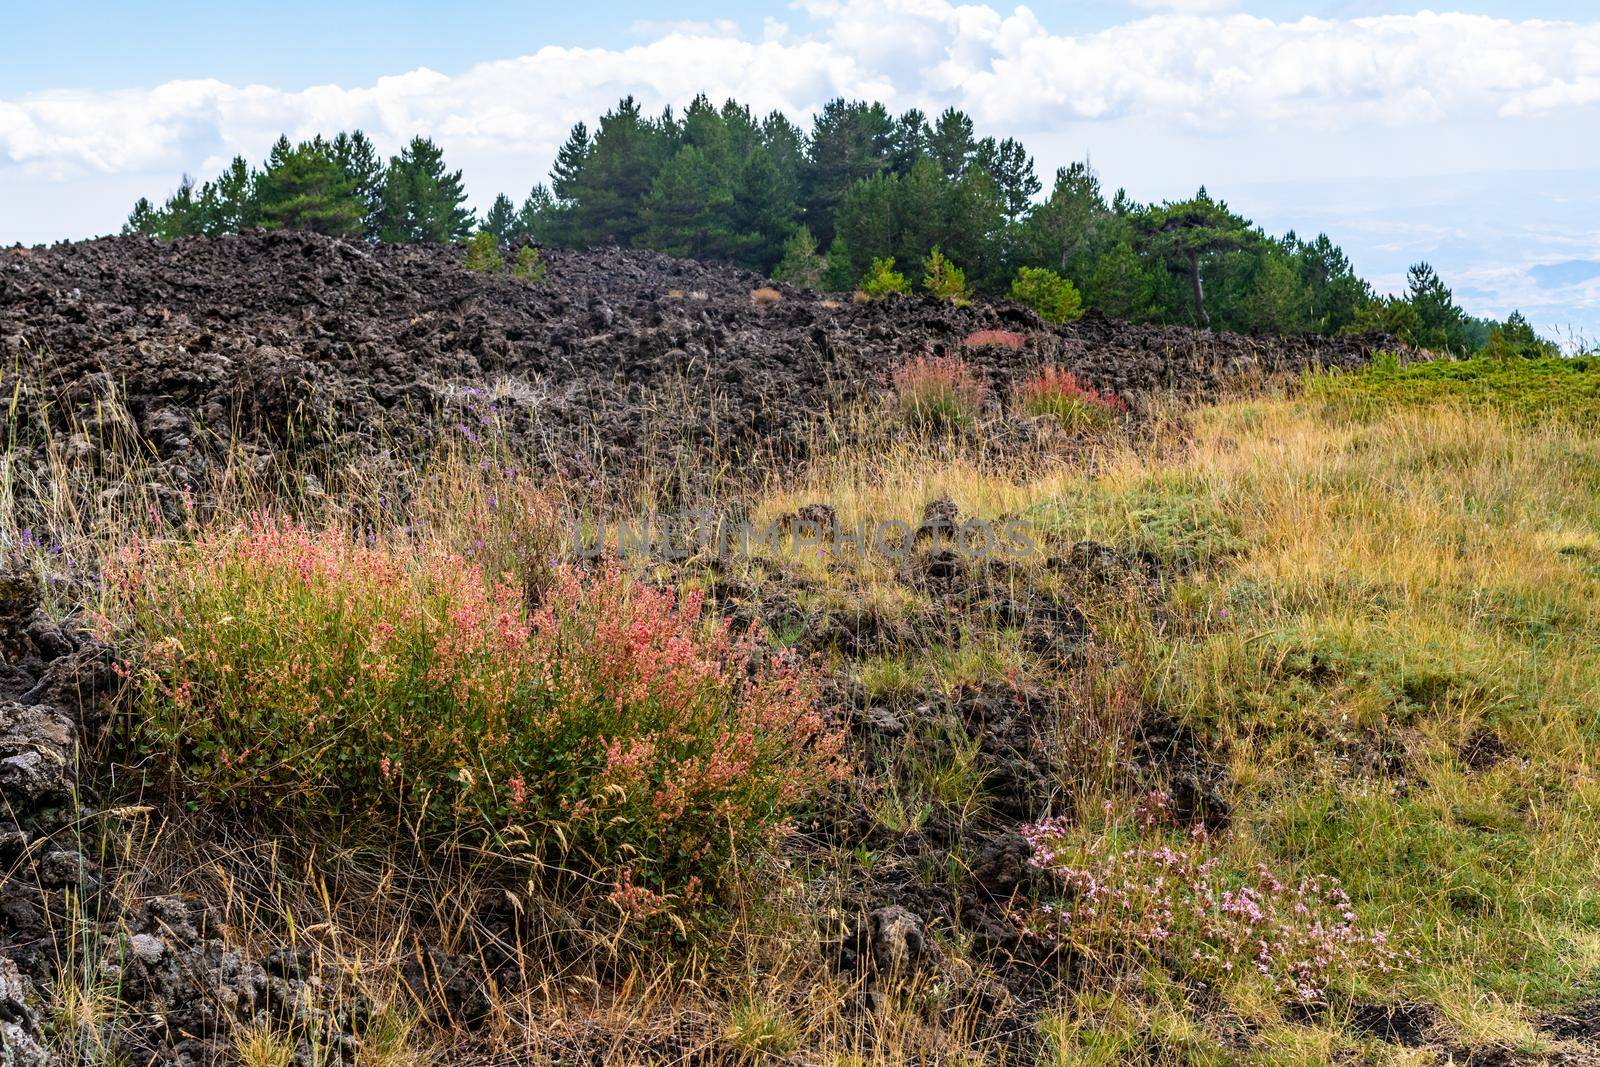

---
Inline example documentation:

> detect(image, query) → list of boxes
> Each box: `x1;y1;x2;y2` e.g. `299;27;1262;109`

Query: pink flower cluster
1017;794;1410;1004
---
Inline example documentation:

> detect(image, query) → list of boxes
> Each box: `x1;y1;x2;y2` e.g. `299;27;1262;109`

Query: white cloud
1130;0;1240;12
4;2;1599;184
6;0;1600;343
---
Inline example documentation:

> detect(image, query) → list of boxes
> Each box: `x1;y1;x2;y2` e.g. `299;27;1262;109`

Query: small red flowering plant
890;353;988;430
1014;366;1128;431
962;329;1026;352
1017;793;1410;1005
103;517;846;920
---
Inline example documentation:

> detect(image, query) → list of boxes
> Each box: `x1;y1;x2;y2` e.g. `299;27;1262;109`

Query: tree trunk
1187;250;1208;327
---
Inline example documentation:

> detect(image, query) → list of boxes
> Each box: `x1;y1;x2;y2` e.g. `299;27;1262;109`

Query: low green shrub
860;256;910;300
771;227;823;289
1307;353;1600;421
921;247;969;304
464;231;504;273
512;244;548;283
104;519;845;919
1010;266;1084;324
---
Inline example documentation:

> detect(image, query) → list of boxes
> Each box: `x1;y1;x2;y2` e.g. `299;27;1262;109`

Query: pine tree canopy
122;95;1535;352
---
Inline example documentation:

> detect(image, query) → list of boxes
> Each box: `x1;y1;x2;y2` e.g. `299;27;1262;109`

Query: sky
4;0;1599;342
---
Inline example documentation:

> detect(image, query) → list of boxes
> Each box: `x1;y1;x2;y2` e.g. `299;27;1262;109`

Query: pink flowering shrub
962;329;1026;352
1014;366;1129;430
1018;794;1409;1004
890;354;988;429
104;518;846;918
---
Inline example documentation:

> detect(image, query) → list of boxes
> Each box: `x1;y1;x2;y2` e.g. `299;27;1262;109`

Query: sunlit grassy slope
754;362;1600;1060
10;354;1599;1063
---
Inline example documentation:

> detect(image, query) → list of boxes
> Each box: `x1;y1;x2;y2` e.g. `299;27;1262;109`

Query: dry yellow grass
9;374;1600;1063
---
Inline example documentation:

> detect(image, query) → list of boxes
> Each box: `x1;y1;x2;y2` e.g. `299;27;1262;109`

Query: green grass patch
1307;353;1600;421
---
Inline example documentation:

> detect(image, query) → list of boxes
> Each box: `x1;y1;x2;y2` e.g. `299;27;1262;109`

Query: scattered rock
867;905;927;977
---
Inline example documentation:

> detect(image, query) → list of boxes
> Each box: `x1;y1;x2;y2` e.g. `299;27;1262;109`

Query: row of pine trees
126;132;472;245
126;95;1548;354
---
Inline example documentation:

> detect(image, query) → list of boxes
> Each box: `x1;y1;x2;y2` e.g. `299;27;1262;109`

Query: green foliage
860;256;909;300
1485;311;1560;359
122;197;162;237
1403;262;1474;352
820;235;856;293
119;96;1554;355
1020;162;1109;281
1306;353;1600;422
1009;266;1083;324
329;131;385;237
480;194;518;242
463;232;504;273
107;522;844;916
511;245;548;283
379;136;475;243
641;144;730;259
1347;294;1422;340
1138;189;1255;327
255;135;364;237
516;183;560;243
921;247;969;303
1240;245;1312;335
1082;237;1164;323
771;227;823;289
125;130;383;240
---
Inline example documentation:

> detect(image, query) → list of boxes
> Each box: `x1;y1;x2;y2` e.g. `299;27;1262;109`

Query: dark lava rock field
3;231;1395;496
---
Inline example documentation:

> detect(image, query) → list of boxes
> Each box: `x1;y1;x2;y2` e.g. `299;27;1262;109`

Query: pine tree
517;184;558;241
941;166;1007;290
161;175;204;237
482;194;518;241
1020;163;1108;278
889;110;931;174
759;111;806;207
1085;238;1162;322
772;228;824;289
1241;247;1313;335
1295;233;1370;334
195;156;258;235
891;156;946;269
123;197;162;237
640;145;728;258
976;137;1040;223
567;97;670;246
835;172;897;277
1485;310;1557;358
821;235;856;292
256;136;364;236
928;108;977;179
1139;189;1255;327
379;136;475;244
331;131;386;237
802;99;894;246
550;123;590;204
729;148;798;271
1405;262;1471;352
